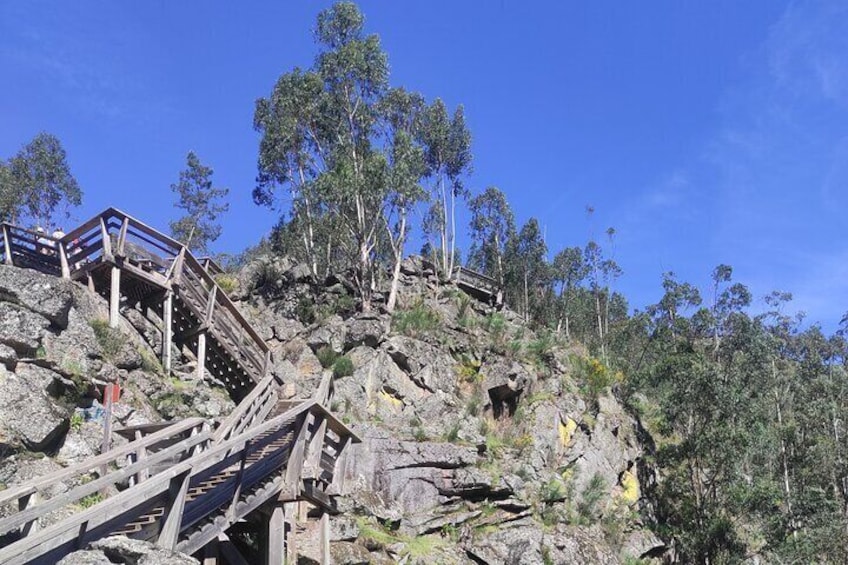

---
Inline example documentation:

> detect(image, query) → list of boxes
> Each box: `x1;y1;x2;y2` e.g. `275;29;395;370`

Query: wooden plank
157;469;191;549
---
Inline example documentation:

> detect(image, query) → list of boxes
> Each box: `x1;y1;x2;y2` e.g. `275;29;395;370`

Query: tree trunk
386;211;407;313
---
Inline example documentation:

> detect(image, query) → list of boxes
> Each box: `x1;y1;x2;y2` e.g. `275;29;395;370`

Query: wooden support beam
196;330;207;381
284;502;297;564
319;512;330;565
109;266;121;328
116;217;129;257
100;218;112;260
157;469;191;550
162;291;173;373
3;225;13;265
58;242;70;278
267;503;285;565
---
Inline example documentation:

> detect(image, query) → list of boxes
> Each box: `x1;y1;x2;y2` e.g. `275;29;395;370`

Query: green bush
392;300;442;338
332;355;354;378
316;346;339;369
69;411;84;431
577;473;607;522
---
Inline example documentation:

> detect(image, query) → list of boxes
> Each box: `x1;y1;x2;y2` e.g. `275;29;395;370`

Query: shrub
576;356;624;400
483;312;506;345
90;319;124;360
295;296;317;325
332;355;354;378
577;473;608;522
443;423;461;443
456;357;482;383
392;300;441;338
528;331;556;365
315;346;338;369
213;273;238;294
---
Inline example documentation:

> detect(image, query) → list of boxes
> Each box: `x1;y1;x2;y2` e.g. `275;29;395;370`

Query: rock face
233;255;667;563
0;257;666;564
59;536;198;565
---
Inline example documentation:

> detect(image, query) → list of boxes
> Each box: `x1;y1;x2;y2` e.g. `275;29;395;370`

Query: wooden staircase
0;210;359;564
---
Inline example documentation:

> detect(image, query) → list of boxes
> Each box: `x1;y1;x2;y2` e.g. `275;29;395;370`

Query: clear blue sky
2;1;847;328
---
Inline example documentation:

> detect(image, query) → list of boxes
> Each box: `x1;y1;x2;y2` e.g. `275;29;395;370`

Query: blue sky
2;1;847;328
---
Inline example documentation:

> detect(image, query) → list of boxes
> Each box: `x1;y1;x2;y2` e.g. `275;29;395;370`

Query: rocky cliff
0;258;665;564
231;255;666;564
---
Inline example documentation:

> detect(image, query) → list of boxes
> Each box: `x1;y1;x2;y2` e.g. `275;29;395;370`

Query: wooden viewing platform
0;210;358;564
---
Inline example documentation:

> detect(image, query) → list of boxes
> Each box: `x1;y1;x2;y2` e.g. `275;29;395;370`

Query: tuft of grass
443;422;461;443
213;273;238;294
332;355;354;378
316;346;339;369
392;300;442;338
78;493;103;509
69;411;84;431
139;347;163;375
456;356;482;383
483;313;507;347
577;473;608;522
90;319;124;360
527;330;556;366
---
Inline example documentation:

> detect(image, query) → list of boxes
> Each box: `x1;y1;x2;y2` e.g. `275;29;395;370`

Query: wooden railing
0;402;358;564
0;418;210;543
1;208;270;387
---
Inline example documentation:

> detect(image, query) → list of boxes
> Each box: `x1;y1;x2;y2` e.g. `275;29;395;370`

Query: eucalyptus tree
419;99;472;279
551;246;588;340
380;88;428;312
467;186;515;285
504;218;548;323
253;69;326;276
1;132;82;227
170;151;229;255
254;2;466;311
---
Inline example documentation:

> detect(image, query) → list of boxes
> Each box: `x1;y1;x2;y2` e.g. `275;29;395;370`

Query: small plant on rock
90;319;124;360
392;300;442;338
332;355;354;378
315;346;339;369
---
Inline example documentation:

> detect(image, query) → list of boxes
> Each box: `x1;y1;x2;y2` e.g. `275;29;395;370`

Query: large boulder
382;336;457;394
0;265;75;328
0;302;50;355
77;536;198;565
0;364;69;451
344;314;386;350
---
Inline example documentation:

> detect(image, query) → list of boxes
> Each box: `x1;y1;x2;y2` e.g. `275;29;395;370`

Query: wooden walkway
0;210;358;564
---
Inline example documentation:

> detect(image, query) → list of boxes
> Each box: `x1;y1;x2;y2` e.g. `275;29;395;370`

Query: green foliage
170;151;229;255
392;300;441;338
69;411;84;431
315;346;338;369
138;347;163;375
332;355;354;378
213;273;238;294
465;390;483;416
443;422;461;443
527;330;556;366
574;355;623;401
77;493;103;509
577;473;607;522
455;356;482;383
89;319;124;360
483;312;507;346
1;132;82;225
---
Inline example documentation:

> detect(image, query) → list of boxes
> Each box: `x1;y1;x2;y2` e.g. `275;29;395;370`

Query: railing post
2;225;12;266
100;218;112;260
58;241;70;279
267;503;286;565
116;217;129;257
109;266;121;328
319;512;330;565
17;492;40;537
196;330;207;381
162;291;173;374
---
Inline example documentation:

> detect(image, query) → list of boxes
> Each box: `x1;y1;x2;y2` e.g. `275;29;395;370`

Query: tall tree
551;246;587;340
468;186;515;286
1;132;82;227
170;151;229;255
380;88;428;312
420;99;472;279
